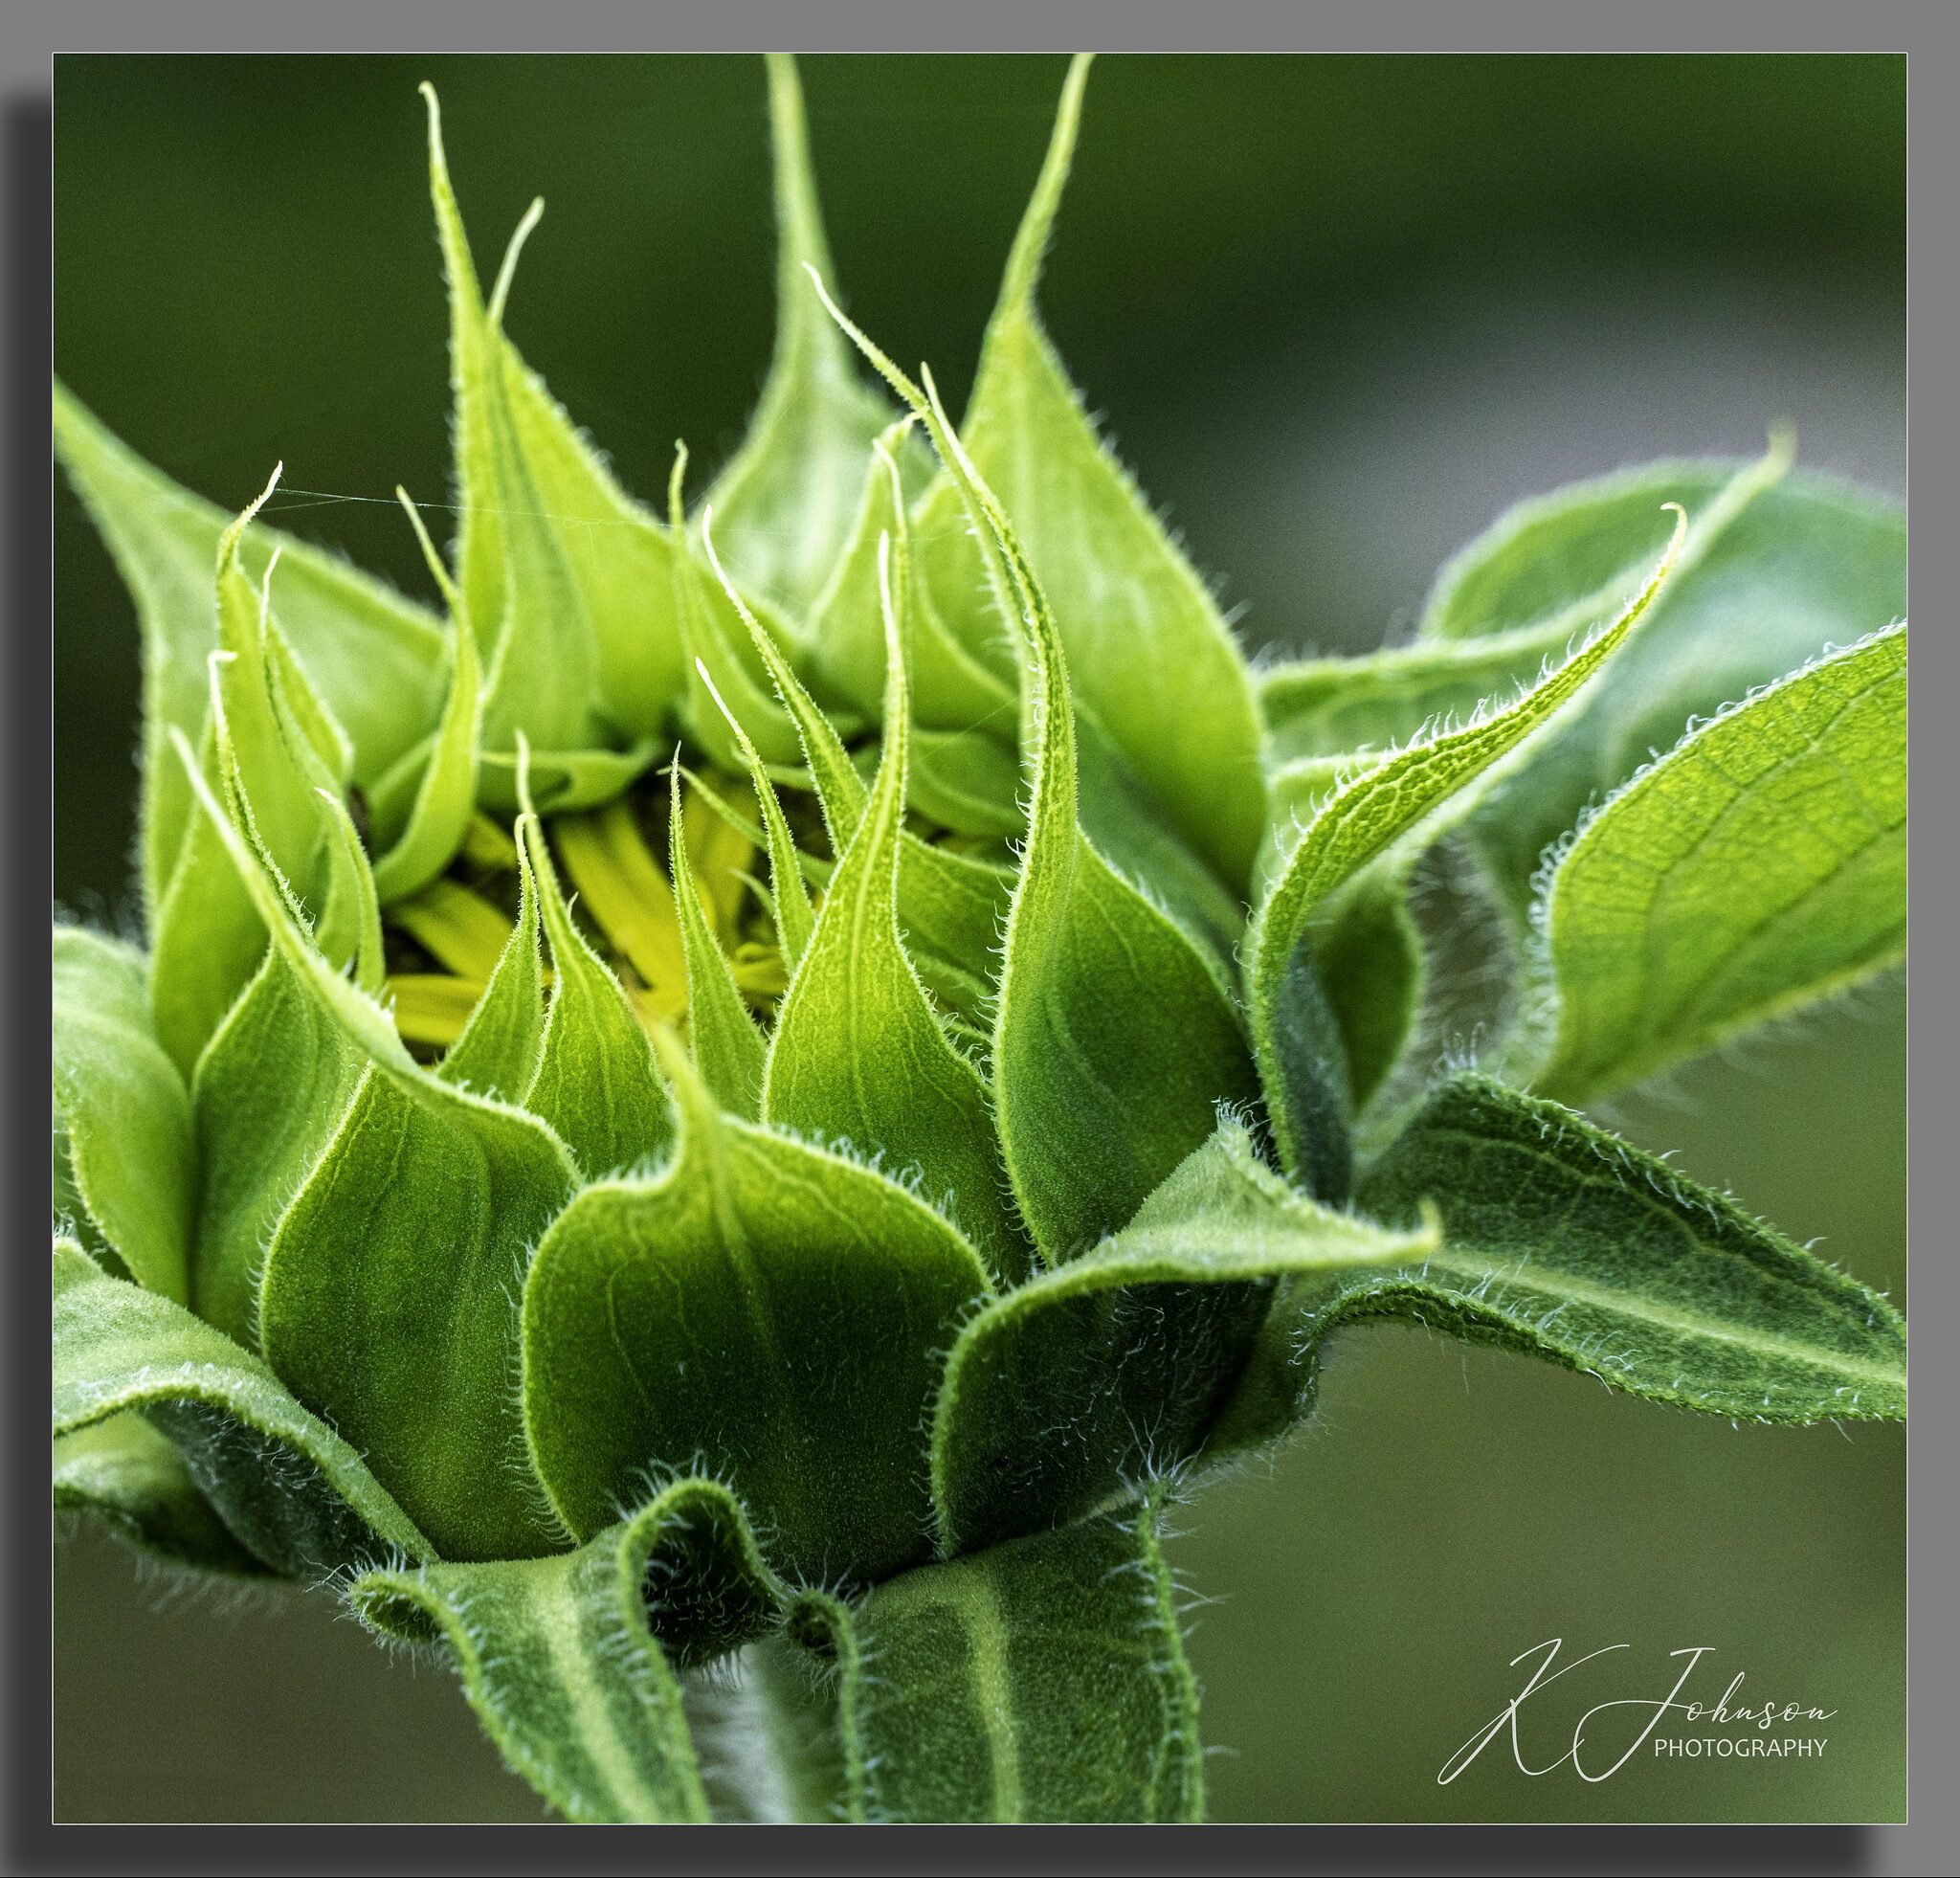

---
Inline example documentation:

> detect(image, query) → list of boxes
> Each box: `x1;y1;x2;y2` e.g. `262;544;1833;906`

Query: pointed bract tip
487;197;546;331
215;461;284;574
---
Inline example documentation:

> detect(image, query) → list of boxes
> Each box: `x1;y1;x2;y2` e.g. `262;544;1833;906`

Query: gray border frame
11;2;1952;1872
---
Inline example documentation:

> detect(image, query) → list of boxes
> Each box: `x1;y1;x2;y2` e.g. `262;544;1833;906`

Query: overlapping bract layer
54;55;1906;1823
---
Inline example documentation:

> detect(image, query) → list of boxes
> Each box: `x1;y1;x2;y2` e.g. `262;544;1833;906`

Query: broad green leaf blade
53;380;447;912
817;1491;1204;1822
54;1239;431;1576
189;947;364;1346
916;56;1266;892
1421;452;1907;917
55;1411;266;1577
1532;626;1907;1105
819;307;1260;1260
171;736;580;1561
1246;514;1682;1184
701;55;895;619
763;541;1028;1284
1353;1076;1906;1422
668;774;768;1118
436;836;546;1104
52;928;193;1303
369;493;484;902
422;87;681;765
930;1123;1437;1553
519;802;674;1173
522;1040;991;1586
348;1487;752;1823
259;1057;578;1563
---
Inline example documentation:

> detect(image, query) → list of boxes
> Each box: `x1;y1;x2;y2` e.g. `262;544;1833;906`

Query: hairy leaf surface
931;1123;1437;1551
423;87;679;780
520;800;674;1172
1421;453;1907;916
173;736;578;1560
53;381;446;912
763;542;1025;1282
54;1239;430;1576
347;1484;776;1823
1246;512;1682;1182
522;1041;991;1585
1346;1077;1907;1423
811;1492;1203;1822
1532;627;1907;1104
53;928;193;1303
701;56;896;619
55;1411;265;1577
823;306;1260;1260
916;56;1265;891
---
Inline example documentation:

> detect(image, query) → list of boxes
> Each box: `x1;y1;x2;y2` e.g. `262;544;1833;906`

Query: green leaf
700;56;896;620
150;479;386;1076
807;1491;1204;1822
707;529;1014;1023
170;730;579;1561
694;663;817;971
1531;626;1907;1105
53;380;447;914
805;418;1014;736
54;1239;430;1576
55;1412;266;1578
667;771;768;1117
436;842;547;1105
258;1053;579;1562
421;86;680;774
977;481;1258;1256
369;493;484;902
762;537;1028;1284
819;298;1261;1261
931;1122;1437;1552
1420;450;1906;916
1246;511;1683;1184
189;947;364;1347
1258;610;1595;772
521;1036;991;1586
52;928;193;1304
914;56;1266;893
1351;1075;1906;1422
907;725;1024;839
1313;872;1424;1126
518;787;674;1173
348;1481;779;1823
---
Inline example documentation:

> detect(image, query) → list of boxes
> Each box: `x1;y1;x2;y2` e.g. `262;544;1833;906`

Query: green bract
53;55;1906;1824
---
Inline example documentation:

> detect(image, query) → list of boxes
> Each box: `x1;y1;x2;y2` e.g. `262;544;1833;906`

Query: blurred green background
54;54;1904;1823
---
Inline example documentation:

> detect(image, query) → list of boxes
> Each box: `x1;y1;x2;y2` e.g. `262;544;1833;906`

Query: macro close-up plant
52;53;1907;1824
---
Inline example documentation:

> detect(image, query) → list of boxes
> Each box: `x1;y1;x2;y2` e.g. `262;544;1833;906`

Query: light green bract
52;55;1906;1825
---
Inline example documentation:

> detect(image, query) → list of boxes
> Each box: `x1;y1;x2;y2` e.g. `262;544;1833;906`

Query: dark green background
54;53;1905;1822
